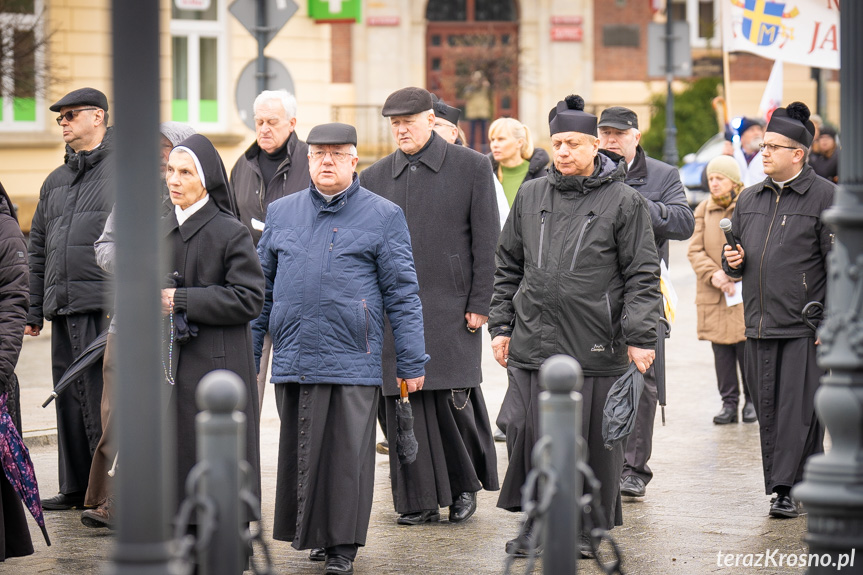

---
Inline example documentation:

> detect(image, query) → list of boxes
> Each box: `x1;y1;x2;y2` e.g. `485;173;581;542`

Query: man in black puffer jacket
489;95;661;556
27;88;114;511
598;106;695;499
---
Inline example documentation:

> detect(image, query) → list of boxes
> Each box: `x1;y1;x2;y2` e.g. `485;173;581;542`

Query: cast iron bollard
794;3;863;572
540;355;584;575
196;370;247;575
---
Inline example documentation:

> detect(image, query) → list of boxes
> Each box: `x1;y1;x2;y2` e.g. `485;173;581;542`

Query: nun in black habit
161;134;264;526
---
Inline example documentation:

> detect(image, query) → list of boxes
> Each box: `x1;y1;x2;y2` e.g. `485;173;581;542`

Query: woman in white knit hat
687;155;754;425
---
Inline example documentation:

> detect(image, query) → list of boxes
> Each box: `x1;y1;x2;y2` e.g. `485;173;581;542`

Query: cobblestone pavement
11;241;816;574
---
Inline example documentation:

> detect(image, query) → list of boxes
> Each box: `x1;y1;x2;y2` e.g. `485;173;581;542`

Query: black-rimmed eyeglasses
56;108;98;125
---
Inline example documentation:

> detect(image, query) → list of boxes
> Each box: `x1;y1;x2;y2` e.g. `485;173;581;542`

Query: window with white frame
170;0;226;129
670;0;719;49
0;0;45;131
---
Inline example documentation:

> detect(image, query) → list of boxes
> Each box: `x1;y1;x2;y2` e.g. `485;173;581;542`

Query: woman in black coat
161;135;265;523
0;180;34;561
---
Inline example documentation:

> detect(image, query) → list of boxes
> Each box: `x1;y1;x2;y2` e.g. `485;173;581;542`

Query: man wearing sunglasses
722;102;835;520
26;87;114;513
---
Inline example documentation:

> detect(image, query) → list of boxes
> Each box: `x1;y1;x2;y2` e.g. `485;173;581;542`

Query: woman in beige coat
687;155;754;425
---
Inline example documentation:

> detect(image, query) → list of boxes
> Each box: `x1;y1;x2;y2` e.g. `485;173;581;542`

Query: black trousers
712;341;750;409
622;364;656;485
744;337;824;494
51;312;109;494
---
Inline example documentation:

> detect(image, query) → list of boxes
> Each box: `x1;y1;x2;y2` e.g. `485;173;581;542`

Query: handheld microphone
719;218;737;249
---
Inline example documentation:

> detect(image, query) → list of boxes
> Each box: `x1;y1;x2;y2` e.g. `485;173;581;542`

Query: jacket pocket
354;300;371;353
604;292;616;354
449;254;467;297
569;214;595;271
327;227;338;272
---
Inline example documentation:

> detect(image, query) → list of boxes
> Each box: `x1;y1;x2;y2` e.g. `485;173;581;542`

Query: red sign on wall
551;26;583;42
367;16;400;26
551;15;583;26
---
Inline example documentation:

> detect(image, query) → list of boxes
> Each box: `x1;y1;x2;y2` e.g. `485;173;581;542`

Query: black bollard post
793;3;863;573
195;370;248;575
540;355;584;575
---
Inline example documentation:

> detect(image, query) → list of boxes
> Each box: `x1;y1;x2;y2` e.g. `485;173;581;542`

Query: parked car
679;132;727;207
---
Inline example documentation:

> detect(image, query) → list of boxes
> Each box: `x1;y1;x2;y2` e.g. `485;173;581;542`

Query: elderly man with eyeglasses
27;87;115;512
252;123;428;575
723;102;835;520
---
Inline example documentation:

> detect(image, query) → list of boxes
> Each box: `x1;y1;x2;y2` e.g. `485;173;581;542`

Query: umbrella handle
400;379;408;400
42;392;58;408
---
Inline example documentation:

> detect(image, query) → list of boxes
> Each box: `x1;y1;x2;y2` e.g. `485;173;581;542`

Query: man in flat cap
360;86;500;528
230;89;309;411
489;95;661;556
597;106;695;498
27;87;114;511
723;102;835;519
252;122;428;575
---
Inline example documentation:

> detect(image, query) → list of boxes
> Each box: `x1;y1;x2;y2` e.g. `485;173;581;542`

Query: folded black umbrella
395;379;418;465
601;362;645;450
655;317;671;425
42;328;109;408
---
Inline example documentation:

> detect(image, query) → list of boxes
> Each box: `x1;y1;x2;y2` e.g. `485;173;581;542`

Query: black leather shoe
505;531;542;557
742;402;757;423
449;492;477;523
42;492;86;511
493;428;506;442
620;475;646;498
580;532;595;559
397;509;440;525
309;547;326;562
713;406;738;424
769;494;799;518
324;554;354;575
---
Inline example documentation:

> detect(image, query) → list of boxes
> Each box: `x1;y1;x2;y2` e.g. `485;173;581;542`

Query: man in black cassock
360;87;500;527
253;123;427;575
723;101;835;519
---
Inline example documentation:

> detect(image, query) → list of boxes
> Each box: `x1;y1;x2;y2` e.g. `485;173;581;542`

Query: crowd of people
0;83;837;574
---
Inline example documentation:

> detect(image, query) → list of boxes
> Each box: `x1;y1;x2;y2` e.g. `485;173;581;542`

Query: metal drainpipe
107;1;176;574
793;3;863;573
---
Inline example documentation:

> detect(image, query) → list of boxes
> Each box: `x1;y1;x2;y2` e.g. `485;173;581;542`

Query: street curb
23;429;58;449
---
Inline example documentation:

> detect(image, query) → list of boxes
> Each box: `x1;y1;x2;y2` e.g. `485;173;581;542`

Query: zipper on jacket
569;214;595;271
327;228;338;271
803;272;809;301
362;299;371;354
758;190;783;337
604;292;615;353
778;214;787;245
537;211;547;267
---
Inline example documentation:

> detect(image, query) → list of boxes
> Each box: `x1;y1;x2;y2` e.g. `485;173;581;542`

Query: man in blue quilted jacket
252;122;428;575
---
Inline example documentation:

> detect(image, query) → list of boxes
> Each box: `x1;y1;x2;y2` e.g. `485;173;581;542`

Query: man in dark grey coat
597;106;695;500
27;87;114;511
723;102;834;519
359;87;500;526
230;89;310;409
489;95;661;556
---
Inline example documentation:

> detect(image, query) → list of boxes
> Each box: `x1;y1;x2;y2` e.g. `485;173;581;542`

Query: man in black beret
360;87;501;528
253;123;428;575
809;124;839;183
431;94;464;145
489;94;661;556
597;105;695;497
723;101;834;519
28;87;114;512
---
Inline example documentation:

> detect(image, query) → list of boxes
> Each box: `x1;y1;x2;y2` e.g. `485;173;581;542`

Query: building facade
0;0;840;230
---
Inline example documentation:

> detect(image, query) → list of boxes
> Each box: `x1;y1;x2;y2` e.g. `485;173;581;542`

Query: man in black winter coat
723;102;834;519
597;107;695;499
489;95;661;556
27;87;114;511
360;87;501;528
230;89;310;410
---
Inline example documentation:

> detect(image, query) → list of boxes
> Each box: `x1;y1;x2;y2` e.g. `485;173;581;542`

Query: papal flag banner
721;0;840;69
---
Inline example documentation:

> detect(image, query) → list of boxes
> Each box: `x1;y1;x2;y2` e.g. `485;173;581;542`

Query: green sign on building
308;0;361;22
